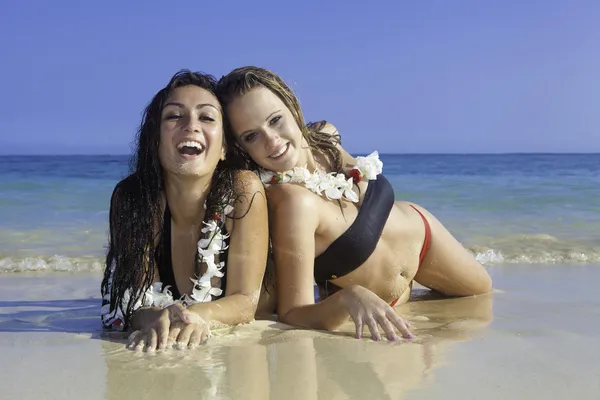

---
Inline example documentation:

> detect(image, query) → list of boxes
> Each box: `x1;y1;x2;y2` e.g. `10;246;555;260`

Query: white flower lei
101;203;233;331
257;151;383;203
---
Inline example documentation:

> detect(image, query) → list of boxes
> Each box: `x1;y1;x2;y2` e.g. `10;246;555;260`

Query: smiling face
226;86;308;172
158;85;224;177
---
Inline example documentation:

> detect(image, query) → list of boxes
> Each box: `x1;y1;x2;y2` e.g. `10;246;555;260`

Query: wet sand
1;264;598;399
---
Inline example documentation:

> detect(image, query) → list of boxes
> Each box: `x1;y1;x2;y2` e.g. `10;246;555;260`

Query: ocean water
0;154;598;273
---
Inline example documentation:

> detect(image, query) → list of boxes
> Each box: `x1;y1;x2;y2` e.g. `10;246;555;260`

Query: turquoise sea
0;154;598;273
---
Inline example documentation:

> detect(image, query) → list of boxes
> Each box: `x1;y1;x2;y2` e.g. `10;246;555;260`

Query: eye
269;116;281;126
243;132;258;142
199;115;216;122
163;114;181;121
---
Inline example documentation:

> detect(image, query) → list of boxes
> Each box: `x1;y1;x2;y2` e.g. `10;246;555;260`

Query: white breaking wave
0;255;105;273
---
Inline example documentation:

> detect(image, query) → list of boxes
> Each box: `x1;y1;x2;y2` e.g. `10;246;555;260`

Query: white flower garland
101;204;232;331
257;151;383;203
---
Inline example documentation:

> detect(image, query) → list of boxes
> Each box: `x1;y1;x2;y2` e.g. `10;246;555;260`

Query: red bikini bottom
390;205;432;307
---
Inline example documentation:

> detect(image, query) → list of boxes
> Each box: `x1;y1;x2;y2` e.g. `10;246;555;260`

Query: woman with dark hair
216;66;492;342
100;70;269;352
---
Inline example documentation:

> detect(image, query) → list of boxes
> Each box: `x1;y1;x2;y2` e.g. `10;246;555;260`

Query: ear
220;147;226;161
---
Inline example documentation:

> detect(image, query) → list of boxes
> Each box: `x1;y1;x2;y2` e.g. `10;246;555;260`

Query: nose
264;128;282;151
183;115;200;133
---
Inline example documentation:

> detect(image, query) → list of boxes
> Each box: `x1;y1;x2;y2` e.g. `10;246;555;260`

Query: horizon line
0;152;599;157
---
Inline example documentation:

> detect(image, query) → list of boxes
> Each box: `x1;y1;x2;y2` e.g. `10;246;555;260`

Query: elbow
279;309;341;332
478;275;493;295
238;293;260;324
474;270;493;295
314;320;341;332
461;272;493;297
278;309;296;327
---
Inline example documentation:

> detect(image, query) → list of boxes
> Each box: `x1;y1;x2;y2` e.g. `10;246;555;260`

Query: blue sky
1;0;598;154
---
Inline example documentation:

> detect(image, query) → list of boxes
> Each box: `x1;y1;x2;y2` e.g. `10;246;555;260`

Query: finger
134;337;146;352
167;327;181;347
374;314;400;341
354;317;364;339
127;330;142;348
176;324;195;349
157;322;169;350
200;329;211;344
146;329;158;352
129;332;146;350
365;317;381;341
188;327;202;348
388;311;413;339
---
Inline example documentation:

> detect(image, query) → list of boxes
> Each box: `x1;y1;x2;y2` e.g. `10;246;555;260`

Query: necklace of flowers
100;203;233;331
257;151;383;203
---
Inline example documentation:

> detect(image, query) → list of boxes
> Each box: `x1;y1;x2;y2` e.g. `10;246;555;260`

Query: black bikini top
313;174;395;285
155;204;229;300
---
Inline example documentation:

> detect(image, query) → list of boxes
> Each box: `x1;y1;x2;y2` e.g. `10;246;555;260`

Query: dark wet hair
101;70;236;329
215;66;343;174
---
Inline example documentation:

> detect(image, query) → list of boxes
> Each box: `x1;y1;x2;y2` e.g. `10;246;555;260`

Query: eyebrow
163;102;220;111
240;109;282;136
265;109;281;122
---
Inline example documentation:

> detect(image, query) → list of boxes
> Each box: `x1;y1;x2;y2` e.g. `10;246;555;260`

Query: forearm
186;292;259;328
280;289;350;331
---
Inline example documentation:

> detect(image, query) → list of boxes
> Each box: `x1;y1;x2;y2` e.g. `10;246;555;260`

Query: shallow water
1;154;599;272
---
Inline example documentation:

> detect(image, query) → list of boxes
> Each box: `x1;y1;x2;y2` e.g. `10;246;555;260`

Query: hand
127;303;209;351
341;285;413;341
164;320;211;350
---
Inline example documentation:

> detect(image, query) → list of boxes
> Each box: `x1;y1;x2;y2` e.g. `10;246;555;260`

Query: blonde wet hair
216;66;344;173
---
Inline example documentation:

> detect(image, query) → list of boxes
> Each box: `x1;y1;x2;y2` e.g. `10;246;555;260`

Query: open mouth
177;140;205;157
269;143;290;160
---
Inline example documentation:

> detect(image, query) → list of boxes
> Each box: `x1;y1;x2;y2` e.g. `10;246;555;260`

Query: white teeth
271;144;287;158
177;141;204;150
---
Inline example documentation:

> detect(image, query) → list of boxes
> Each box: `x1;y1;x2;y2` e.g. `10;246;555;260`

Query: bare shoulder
322;122;357;166
307;120;355;167
319;121;340;136
266;183;318;214
308;120;340;138
232;169;265;196
267;184;321;241
229;170;267;219
323;122;341;138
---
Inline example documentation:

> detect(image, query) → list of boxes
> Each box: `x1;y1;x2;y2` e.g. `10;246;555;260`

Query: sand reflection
101;293;492;399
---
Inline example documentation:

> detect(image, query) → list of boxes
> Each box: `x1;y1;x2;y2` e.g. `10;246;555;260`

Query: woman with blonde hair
216;66;492;341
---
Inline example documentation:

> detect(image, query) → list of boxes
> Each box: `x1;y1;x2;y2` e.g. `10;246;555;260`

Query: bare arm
186;170;269;327
271;143;412;340
270;186;353;331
